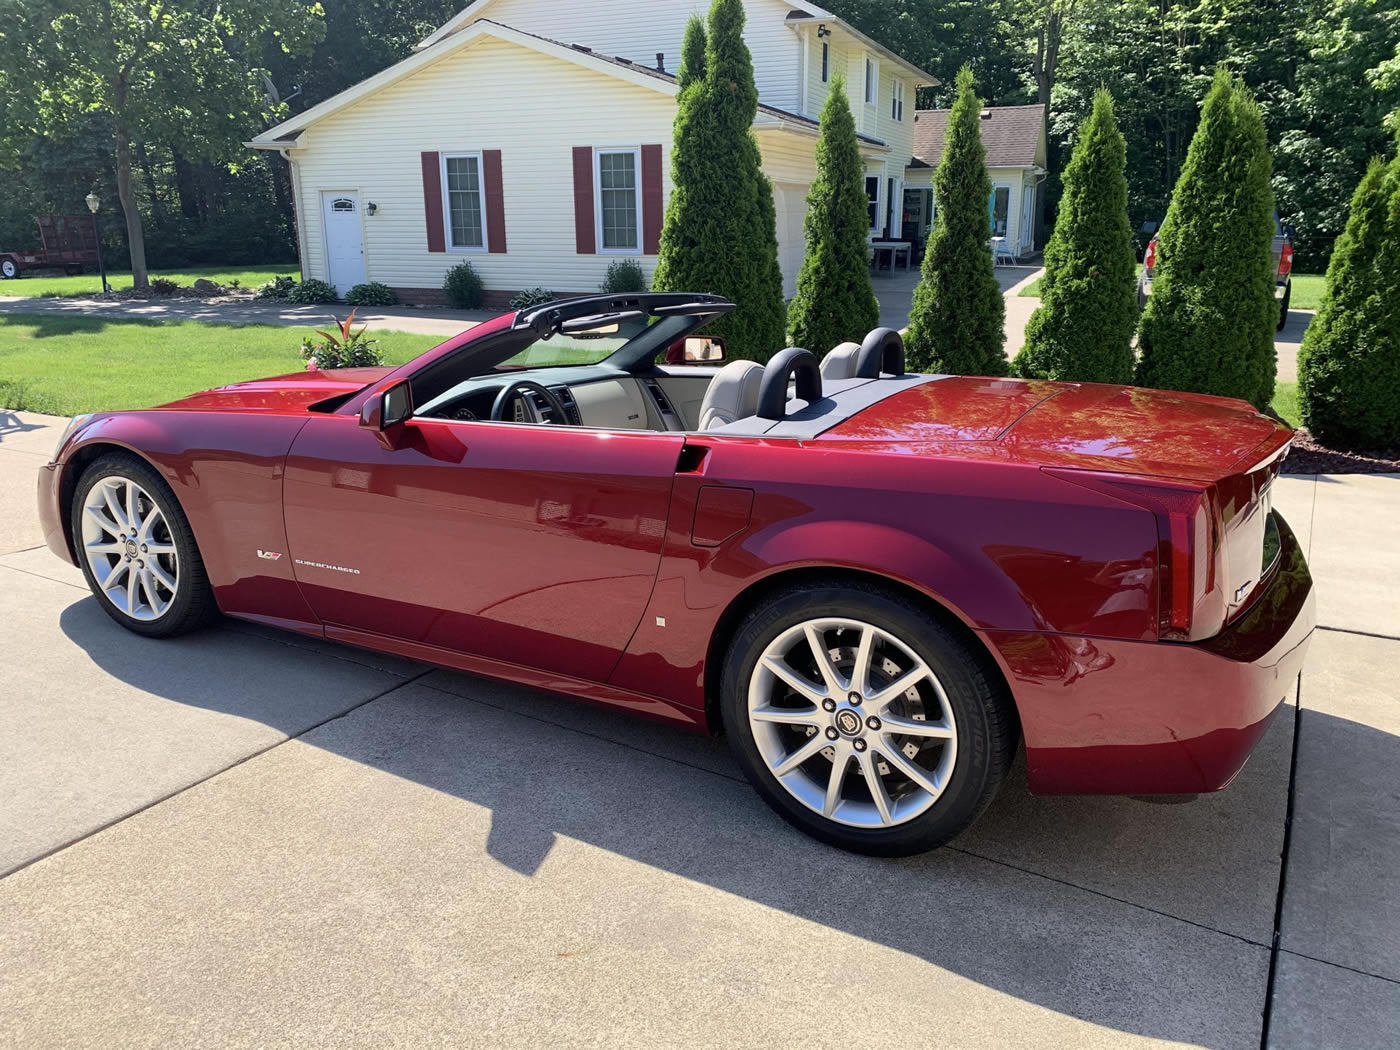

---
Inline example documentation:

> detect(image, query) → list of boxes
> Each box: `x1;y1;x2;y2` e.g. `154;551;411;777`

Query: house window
990;186;1010;236
595;148;641;252
866;175;881;232
820;41;829;83
442;153;487;250
864;58;877;105
891;79;904;122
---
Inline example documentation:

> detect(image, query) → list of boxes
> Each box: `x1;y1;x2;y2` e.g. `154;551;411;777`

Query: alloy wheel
80;475;180;621
746;617;958;828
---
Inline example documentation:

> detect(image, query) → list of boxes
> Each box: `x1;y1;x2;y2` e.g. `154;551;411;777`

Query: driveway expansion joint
1259;672;1304;1049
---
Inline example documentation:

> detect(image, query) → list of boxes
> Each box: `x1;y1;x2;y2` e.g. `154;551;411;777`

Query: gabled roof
250;18;887;150
417;0;935;84
911;103;1046;169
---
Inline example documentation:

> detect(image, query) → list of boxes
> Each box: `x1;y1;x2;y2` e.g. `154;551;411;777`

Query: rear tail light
1143;238;1157;270
1278;241;1293;278
1045;471;1218;641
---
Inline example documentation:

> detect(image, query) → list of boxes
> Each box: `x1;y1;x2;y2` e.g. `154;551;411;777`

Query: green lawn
1271;381;1300;428
0;264;301;299
1018;269;1326;310
0;314;439;416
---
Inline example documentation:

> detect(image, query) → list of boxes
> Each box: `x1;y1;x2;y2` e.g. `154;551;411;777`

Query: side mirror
681;335;726;364
359;379;413;447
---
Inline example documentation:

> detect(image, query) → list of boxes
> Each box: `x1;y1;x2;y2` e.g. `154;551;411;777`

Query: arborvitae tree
904;66;1006;376
1135;70;1278;409
1298;150;1400;446
786;77;880;353
652;0;786;361
1013;89;1136;383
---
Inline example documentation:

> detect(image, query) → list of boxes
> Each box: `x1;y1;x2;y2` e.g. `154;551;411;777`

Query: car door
281;413;686;684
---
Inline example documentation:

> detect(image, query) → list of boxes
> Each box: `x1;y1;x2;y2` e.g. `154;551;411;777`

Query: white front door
321;192;366;295
1020;183;1036;255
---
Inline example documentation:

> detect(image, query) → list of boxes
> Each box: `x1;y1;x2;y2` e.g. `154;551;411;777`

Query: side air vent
645;380;675;416
551;386;583;425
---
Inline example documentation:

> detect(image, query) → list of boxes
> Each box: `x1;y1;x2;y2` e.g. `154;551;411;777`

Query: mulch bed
1283;429;1400;475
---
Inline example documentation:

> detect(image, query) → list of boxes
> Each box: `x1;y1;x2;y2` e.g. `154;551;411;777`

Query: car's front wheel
71;453;218;637
721;581;1018;856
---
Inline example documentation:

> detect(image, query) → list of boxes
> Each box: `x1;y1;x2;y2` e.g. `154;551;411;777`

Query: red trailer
0;215;101;279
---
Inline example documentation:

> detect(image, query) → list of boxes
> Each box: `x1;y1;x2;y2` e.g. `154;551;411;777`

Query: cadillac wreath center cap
834;709;862;736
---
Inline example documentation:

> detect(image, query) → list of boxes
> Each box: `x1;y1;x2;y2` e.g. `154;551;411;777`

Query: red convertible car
37;293;1314;855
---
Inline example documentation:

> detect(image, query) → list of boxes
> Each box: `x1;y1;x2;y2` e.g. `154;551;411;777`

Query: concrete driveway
1;410;1397;1048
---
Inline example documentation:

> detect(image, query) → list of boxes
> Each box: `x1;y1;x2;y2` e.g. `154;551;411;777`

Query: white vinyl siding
460;0;803;110
442;153;486;250
595;148;641;252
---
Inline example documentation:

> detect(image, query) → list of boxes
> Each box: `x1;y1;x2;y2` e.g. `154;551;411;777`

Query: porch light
85;192;99;214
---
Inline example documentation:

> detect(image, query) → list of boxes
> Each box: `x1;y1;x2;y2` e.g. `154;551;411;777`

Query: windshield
496;315;660;370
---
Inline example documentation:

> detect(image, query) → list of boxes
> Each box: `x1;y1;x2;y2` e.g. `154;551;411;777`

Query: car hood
154;367;393;413
822;376;1288;481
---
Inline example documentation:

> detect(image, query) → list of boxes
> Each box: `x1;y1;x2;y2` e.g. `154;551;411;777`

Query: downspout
279;147;310;277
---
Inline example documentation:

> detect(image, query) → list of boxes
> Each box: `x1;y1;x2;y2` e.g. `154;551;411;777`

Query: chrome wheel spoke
125;483;141;537
85;539;124;556
100;559;127;591
880;714;955;739
870;665;930;709
760;655;826;704
824;748;850;816
849;625;875;695
875;741;945;798
102;483;129;533
125;569;140;614
771;734;827;778
857;749;894;825
751;704;821;727
143;541;176;556
147;560;177;595
85;505;121;537
803;623;844;695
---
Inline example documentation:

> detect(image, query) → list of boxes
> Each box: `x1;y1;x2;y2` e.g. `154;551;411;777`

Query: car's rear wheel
1276;280;1291;332
1;258;19;279
71;453;218;637
721;581;1017;856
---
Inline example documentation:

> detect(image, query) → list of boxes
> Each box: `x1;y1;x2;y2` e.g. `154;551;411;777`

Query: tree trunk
114;124;149;288
171;149;200;219
1032;5;1065;249
137;142;164;225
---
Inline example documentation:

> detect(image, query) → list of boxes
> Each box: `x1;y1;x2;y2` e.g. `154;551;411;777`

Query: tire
1276;281;1291;332
70;453;219;637
1;258;19;279
721;580;1018;856
1136;276;1148;313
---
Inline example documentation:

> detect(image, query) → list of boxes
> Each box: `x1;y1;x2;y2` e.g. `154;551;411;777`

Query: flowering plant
300;310;384;370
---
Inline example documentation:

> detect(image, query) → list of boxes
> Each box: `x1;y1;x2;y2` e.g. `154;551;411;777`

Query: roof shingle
911;103;1045;169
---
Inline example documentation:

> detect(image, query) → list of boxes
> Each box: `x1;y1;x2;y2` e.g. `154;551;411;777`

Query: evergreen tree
1013;89;1136;383
786;77;880;354
1135;70;1278;409
904;66;1006;376
1298;149;1400;446
652;0;786;361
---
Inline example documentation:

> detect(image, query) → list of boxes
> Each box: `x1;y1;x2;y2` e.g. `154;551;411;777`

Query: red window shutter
572;146;596;254
641;144;663;255
421;151;445;253
483;149;507;254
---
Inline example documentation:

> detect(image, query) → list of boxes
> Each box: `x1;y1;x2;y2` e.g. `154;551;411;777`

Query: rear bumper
1139;276;1289;299
37;461;75;565
988;511;1314;794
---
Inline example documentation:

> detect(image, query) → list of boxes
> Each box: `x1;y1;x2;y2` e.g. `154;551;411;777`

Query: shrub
600;258;646;293
149;277;180;296
255;275;297;301
443;260;484;309
287;278;339;304
300;311;384;370
1013;89;1137;383
344;281;398;307
651;0;786;361
787;76;879;354
904;66;1006;376
509;287;556;308
1135;70;1278;409
1298;150;1400;446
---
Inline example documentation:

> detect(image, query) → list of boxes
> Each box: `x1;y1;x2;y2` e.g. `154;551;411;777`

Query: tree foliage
904;66;1006;376
1014;89;1136;382
786;78;880;354
1;0;325;286
1298;150;1400;447
1135;70;1278;409
652;0;786;362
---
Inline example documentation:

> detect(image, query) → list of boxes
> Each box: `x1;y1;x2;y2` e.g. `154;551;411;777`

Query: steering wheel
490;379;570;424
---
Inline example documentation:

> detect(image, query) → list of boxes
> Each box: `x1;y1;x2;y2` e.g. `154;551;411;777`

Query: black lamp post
85;192;110;295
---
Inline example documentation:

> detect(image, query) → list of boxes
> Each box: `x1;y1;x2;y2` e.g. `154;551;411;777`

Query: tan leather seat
819;341;861;380
697;360;764;429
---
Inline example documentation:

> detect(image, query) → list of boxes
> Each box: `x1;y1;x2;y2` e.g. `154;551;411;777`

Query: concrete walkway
1;409;1396;1047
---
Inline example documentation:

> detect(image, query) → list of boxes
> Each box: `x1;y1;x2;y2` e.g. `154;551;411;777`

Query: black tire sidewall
71;453;214;637
1276;282;1291;331
721;585;1007;856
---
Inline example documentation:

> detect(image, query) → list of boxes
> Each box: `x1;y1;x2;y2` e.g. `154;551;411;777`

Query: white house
901;103;1048;260
249;0;935;306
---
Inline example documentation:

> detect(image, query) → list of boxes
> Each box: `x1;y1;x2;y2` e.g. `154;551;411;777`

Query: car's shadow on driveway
54;597;1330;1047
